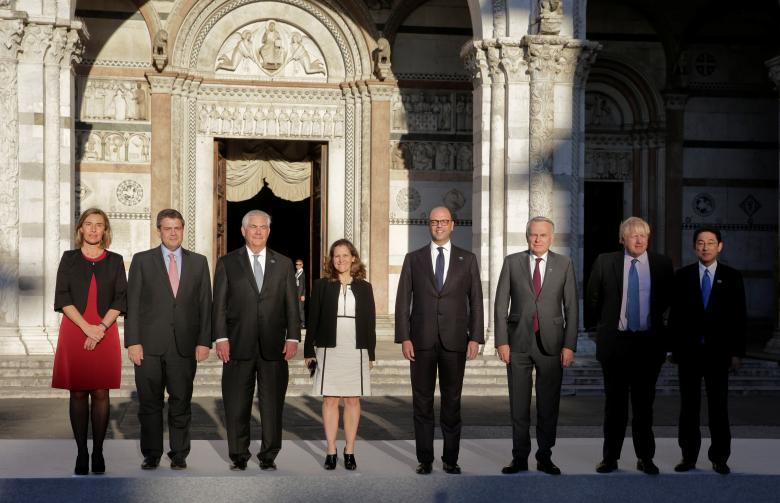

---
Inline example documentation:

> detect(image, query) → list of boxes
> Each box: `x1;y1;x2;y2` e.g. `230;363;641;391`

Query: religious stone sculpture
152;29;168;72
539;0;563;35
373;37;392;80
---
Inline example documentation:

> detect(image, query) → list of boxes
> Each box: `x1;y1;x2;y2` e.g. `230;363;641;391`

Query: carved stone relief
78;79;149;122
197;103;344;138
585;92;622;128
584;150;631;180
215;20;326;80
76;131;151;163
391;91;471;133
390;141;472;172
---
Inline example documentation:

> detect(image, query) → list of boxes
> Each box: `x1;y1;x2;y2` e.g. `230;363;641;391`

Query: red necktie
533;257;542;333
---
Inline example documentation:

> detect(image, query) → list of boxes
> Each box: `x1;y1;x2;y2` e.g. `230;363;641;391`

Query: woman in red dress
52;208;127;475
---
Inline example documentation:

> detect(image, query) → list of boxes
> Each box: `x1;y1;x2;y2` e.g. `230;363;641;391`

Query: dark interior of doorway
222;139;324;294
584;181;624;285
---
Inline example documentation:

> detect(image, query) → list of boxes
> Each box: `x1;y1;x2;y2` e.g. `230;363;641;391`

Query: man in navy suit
669;226;746;475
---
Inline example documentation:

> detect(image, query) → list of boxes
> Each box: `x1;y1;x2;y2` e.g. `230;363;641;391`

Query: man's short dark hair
156;209;185;229
693;226;721;245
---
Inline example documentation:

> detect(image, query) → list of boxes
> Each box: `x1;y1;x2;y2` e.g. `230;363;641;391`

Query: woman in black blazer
304;239;376;470
51;208;127;475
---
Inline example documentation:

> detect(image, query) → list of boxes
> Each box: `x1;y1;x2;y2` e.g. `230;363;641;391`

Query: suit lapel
418;246;437;291
154;248;175;298
442;246;464;293
611;251;624;295
539;252;557;296
261;249;278;296
177;249;191;295
237;247;260;296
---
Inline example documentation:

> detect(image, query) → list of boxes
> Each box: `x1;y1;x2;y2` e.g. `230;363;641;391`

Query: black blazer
124;247;212;357
212;247;301;361
304;278;376;360
669;262;746;363
54;249;127;317
585;250;674;362
395;244;484;351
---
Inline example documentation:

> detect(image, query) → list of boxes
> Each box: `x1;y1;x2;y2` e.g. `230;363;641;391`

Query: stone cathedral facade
1;0;779;356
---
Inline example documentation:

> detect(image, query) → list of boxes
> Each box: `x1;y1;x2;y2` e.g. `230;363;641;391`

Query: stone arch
128;0;164;52
383;0;492;44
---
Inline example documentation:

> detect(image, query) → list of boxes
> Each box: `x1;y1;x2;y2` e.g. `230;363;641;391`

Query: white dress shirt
161;245;182;278
618;251;651;331
430;240;452;284
699;260;718;286
528;251;549;287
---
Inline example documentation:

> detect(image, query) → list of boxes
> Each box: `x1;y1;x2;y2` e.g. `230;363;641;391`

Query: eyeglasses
429;219;452;227
695;240;719;249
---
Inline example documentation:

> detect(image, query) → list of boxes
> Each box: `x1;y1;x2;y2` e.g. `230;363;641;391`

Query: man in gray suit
125;209;212;470
494;216;578;475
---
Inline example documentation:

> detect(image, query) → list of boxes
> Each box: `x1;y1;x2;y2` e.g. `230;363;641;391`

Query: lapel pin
717;280;722;284
458;256;464;261
270;259;276;264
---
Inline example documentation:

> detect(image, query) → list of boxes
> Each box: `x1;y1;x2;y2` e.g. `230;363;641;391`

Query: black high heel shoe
343;449;356;470
324;453;337;470
91;450;105;474
74;452;89;476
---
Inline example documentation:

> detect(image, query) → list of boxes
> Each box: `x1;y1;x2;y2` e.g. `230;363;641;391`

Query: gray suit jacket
494;250;578;355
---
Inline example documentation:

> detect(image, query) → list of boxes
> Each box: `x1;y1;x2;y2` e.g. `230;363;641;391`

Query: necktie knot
631;258;638;265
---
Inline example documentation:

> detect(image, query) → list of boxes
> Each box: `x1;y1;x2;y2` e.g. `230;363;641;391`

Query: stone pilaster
0;15;26;355
663;92;687;266
341;83;357;242
146;74;176;244
763;55;780;355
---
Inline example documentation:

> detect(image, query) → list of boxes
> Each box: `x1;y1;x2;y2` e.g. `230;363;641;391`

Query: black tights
69;390;110;454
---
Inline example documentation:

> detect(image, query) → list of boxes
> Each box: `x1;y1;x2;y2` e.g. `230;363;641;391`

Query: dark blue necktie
627;258;640;331
701;269;712;309
434;247;445;292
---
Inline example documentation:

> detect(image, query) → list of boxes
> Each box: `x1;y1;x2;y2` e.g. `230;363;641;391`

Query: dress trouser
134;337;196;461
678;349;731;464
507;332;563;462
410;342;466;465
600;332;663;462
222;353;289;463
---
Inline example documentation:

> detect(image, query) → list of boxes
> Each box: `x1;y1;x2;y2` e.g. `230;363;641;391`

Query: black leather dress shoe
74;453;89;476
712;462;730;475
501;459;528;474
637;459;660;475
343;450;356;470
324;454;337;470
442;462;461;474
536;459;561;475
141;457;160;470
260;460;277;471
674;460;696;472
596;459;618;473
230;460;247;471
91;451;105;474
170;459;187;470
416;462;432;474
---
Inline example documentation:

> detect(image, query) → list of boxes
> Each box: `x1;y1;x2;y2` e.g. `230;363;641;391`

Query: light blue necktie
434;247;445;292
253;254;264;292
701;269;712;309
627;258;640;331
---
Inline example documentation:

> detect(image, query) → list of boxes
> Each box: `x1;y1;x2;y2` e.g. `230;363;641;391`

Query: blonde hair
619;216;651;243
323;239;366;281
74;208;112;249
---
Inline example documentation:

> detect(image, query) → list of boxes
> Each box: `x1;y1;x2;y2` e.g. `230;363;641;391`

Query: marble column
367;82;394;315
0;15;26;355
146;74;175;244
764;55;780;355
663;92;687;266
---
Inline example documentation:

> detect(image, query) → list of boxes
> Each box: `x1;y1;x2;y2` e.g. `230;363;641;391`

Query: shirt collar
530;251;549;262
699;260;717;275
431;241;451;253
625;250;648;263
161;245;182;256
246;245;266;258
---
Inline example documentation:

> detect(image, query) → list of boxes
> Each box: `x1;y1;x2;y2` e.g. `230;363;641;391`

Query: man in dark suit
494;216;578;475
295;259;306;328
670;226;746;475
585;216;673;475
395;206;484;475
213;209;300;471
125;209;212;470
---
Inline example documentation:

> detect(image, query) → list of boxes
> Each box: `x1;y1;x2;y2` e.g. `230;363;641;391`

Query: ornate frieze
78;78;149;122
390;141;472;172
196;103;344;138
391;90;472;134
584;150;632;180
214;20;327;81
76;130;151;163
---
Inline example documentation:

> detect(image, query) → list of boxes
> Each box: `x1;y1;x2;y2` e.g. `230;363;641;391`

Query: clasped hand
83;324;105;351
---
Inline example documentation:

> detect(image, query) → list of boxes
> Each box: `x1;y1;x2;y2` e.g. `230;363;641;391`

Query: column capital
366;81;395;101
146;73;176;94
460;40;490;88
19;22;51;63
0;17;24;61
766;55;780;87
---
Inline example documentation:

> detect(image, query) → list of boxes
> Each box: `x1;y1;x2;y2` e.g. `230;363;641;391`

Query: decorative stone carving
20;23;52;63
390;141;471;172
196;103;343;139
116;180;144;206
78;79;149;122
442;188;466;215
395;187;421;213
461;41;490;87
585;92;622;127
390;91;471;133
539;0;563;35
500;43;526;82
691;193;715;217
152;30;168;72
584;150;631;180
215;20;326;80
76;131;151;163
0;18;24;60
0;0;14;8
44;27;68;66
373;37;392;81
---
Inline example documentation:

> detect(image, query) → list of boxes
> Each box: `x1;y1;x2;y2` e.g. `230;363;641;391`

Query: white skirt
312;316;371;397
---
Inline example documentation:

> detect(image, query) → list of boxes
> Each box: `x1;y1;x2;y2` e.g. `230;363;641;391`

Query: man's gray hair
525;216;555;237
242;209;272;228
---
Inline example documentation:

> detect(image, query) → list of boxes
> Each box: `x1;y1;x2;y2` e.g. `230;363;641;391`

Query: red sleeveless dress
51;251;121;390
